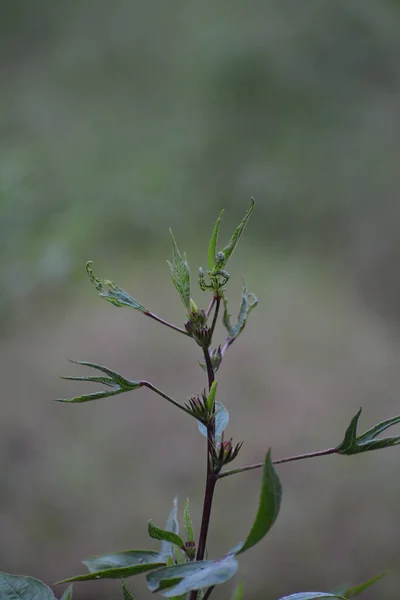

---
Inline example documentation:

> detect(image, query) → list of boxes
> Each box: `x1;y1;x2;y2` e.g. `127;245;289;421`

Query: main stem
190;298;220;600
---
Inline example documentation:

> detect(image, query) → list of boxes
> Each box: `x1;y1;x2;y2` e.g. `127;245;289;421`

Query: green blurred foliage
1;2;400;599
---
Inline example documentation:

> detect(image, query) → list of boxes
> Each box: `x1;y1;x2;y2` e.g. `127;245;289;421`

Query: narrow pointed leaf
56;360;142;403
223;285;258;341
86;262;146;311
148;521;185;550
219;199;255;269
236;449;282;555
122;580;135;600
83;550;161;573
357;416;400;443
57;562;165;584
336;409;362;453
197;402;229;444
231;582;245;600
336;409;400;455
146;556;238;597
60;585;73;600
183;498;195;544
160;497;180;561
208;210;224;270
343;572;385;598
277;594;345;600
0;572;56;600
168;230;191;310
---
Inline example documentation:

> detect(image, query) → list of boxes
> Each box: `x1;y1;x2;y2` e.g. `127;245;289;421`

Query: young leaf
197;402;229;444
231;582;245;600
276;594;345;600
235;449;282;555
82;550;162;573
146;556;238;597
148;521;185;551
167;230;191;310
217;199;255;271
343;572;385;598
160;496;181;561
208;209;225;270
60;585;73;600
206;380;218;413
121;580;135;600
86;262;146;311
183;498;195;544
57;562;165;584
222;284;258;342
0;572;56;600
56;360;142;403
336;408;400;455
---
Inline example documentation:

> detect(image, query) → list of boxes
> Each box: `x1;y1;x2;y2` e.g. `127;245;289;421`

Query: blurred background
1;1;400;598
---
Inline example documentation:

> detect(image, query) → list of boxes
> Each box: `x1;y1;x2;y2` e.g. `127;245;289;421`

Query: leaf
197;402;229;444
0;572;56;600
56;360;142;403
276;594;345;600
231;582;245;600
60;585;73;600
167;230;191;310
57;563;165;584
218;199;255;270
146;556;238;597
235;449;282;555
148;521;185;551
336;408;400;455
121;580;135;600
183;498;195;544
206;380;218;413
208;209;225;270
86;262;146;311
222;284;258;341
160;496;181;561
343;572;385;598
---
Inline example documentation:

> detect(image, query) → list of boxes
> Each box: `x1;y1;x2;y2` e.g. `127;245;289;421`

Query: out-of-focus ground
1;2;400;599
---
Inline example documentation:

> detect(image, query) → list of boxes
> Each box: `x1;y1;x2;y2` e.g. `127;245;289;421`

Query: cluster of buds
184;540;196;561
184;308;212;348
185;390;210;424
211;438;243;472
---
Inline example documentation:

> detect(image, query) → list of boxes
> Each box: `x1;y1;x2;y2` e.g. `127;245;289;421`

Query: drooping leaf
56;360;142;403
276;594;345;600
235;449;282;555
208;210;225;270
0;572;56;600
83;550;162;573
222;284;258;342
218;199;255;270
343;572;385;598
146;556;238;597
148;521;185;552
160;497;181;561
336;408;400;455
121;580;135;600
167;230;191;310
197;402;229;444
183;498;195;544
86;262;146;311
60;584;73;600
231;582;245;600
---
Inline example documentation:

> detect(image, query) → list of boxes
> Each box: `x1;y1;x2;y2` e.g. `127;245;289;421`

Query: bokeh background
1;1;400;599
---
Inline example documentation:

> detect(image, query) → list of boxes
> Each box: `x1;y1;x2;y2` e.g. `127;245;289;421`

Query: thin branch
203;586;215;600
144;310;189;337
209;296;221;339
141;381;195;419
218;447;338;479
205;296;216;319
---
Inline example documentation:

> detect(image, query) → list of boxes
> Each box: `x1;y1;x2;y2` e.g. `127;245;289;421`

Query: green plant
2;200;399;600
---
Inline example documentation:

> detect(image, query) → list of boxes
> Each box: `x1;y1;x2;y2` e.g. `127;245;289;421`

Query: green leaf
183;498;195;544
336;408;400;455
167;230;191;310
222;284;258;342
277;594;344;600
160;496;181;561
343;572;385;598
57;563;165;584
231;582;245;600
56;360;142;403
83;550;162;573
0;572;56;600
86;262;146;311
206;381;218;413
148;521;185;551
121;580;135;600
218;199;254;270
60;585;73;600
235;449;282;555
146;556;238;597
197;402;229;444
208;209;224;270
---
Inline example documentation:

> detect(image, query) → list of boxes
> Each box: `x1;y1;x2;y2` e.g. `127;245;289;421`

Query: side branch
143;310;189;337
